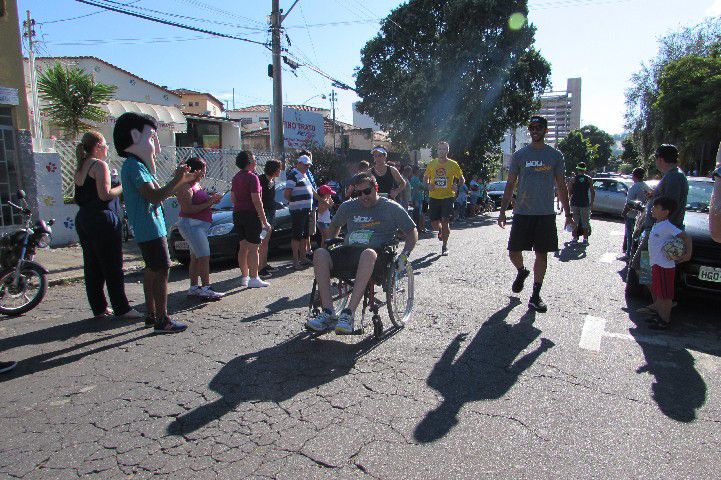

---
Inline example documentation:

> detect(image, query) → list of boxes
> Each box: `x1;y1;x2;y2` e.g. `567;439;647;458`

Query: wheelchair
307;239;415;339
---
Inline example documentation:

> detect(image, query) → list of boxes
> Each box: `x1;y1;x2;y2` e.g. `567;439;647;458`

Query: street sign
270;106;325;150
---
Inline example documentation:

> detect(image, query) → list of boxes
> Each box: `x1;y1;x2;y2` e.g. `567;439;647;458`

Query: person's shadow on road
554;241;587;262
167;332;389;436
414;297;554;443
624;298;708;422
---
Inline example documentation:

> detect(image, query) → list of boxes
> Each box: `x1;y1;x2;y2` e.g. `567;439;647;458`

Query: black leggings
76;209;131;316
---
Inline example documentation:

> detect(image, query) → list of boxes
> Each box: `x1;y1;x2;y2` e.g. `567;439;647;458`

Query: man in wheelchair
305;172;418;334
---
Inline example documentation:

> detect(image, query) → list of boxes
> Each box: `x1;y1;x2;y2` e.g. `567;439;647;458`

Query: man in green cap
567;162;595;244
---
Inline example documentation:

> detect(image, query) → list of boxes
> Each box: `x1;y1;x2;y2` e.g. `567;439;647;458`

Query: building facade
24;56;186;146
173;89;225;117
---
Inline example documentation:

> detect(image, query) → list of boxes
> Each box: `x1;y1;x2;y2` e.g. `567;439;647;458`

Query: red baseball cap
318;185;336;196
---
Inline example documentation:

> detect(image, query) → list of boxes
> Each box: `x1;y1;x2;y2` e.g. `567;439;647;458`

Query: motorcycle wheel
0;265;48;316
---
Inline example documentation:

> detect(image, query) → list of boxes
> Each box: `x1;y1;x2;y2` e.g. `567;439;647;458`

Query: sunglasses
351;187;374;198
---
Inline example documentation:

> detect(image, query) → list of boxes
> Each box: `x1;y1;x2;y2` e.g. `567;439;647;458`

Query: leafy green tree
620;137;639;165
654;55;721;159
355;0;550;175
37;63;116;139
625;18;721;167
579;125;615;170
557;130;598;174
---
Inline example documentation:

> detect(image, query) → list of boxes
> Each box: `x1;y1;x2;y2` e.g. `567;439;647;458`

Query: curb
48;263;181;287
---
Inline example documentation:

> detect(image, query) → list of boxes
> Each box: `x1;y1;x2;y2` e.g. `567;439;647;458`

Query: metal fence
51;139;273;199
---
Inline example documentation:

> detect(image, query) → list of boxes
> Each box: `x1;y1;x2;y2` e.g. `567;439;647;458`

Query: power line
45;35;212;46
97;0;268;33
38;0;141;25
74;0;270;47
171;0;267;27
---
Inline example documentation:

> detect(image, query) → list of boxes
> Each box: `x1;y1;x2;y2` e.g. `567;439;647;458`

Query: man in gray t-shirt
643;145;688;230
497;115;573;314
306;173;418;335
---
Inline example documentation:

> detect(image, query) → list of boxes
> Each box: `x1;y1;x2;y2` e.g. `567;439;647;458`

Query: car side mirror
17;190;25;200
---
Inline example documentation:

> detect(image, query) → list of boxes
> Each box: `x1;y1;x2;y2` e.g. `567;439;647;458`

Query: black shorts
291;208;311;240
138;236;172;271
329;245;393;281
508;214;559;252
428;198;454;221
233;210;262;244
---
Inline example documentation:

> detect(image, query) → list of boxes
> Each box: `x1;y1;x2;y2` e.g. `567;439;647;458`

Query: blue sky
17;0;721;135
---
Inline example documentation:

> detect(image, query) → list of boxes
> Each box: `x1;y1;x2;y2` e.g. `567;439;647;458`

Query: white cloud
706;0;721;16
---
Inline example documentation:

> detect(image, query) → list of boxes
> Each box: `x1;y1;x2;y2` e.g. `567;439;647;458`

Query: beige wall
0;0;30;130
180;94;223;117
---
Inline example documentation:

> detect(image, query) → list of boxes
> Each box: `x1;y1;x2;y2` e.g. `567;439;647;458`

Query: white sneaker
335;309;355;334
305;308;336;332
116;308;143;320
187;285;202;297
240;276;249;287
198;286;223;301
247;277;269;288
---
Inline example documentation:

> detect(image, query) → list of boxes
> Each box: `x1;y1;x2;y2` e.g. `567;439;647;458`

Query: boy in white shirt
642;196;692;329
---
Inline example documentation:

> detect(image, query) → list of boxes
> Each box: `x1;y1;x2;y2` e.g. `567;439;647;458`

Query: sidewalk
36;241;150;286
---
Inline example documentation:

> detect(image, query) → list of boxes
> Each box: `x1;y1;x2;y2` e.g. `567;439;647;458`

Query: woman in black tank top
371;146;406;199
74;132;141;320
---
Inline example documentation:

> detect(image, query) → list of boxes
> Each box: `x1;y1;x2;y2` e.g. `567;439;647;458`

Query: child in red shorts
643;197;692;328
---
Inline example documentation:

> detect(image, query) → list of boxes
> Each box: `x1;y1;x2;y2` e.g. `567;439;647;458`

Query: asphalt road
1;212;719;479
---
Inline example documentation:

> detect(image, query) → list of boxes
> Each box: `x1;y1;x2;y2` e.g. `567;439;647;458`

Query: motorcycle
0;190;54;315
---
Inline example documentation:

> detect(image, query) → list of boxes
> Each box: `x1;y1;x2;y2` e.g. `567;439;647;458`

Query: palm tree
36;63;117;139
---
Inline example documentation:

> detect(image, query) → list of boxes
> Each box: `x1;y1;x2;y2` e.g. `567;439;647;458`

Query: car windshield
687;180;713;212
213;191;232;211
487;181;505;191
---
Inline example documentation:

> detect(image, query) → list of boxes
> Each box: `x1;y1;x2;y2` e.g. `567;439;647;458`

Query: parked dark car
486;181;515;209
626;177;721;299
168;189;292;266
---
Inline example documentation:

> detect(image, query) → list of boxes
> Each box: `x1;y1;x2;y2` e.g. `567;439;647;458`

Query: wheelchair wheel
308;279;352;319
386;260;414;328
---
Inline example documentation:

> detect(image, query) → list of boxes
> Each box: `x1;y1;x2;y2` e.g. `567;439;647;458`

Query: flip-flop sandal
648;319;671;330
636;306;656;315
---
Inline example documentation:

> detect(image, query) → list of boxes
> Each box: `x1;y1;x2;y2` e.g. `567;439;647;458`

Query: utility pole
330;90;337;152
23;10;42;150
232;87;235;110
270;0;285;165
270;0;300;167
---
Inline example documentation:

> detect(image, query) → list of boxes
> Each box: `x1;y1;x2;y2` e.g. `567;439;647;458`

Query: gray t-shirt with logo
330;197;416;249
510;144;565;215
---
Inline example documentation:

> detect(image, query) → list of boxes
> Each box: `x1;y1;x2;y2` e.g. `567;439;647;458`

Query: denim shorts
177;217;212;257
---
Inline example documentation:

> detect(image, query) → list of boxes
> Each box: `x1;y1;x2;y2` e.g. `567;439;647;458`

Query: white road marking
579;316;721;371
579;316;607;352
598;252;618;263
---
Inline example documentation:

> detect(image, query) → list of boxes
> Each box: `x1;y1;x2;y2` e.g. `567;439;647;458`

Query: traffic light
268;64;273;78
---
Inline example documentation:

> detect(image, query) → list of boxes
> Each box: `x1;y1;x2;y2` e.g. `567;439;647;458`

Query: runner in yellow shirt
423;141;464;256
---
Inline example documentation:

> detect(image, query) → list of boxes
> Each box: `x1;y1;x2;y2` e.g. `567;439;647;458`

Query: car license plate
174;240;189;251
699;266;721;283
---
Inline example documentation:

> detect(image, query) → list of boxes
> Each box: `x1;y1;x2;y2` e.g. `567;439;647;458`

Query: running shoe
153;317;187;334
258;266;272;279
335;309;355;335
198;286;223;301
511;268;530;293
441;245;448;256
240;276;249;287
528;296;548;313
0;361;17;374
247;277;269;288
305;308;337;332
187;285;202;297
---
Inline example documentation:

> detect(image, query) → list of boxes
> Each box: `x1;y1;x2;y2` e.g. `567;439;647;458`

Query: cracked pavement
1;213;720;479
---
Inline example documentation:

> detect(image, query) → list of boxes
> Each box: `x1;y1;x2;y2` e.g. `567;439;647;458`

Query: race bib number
434;177;447;188
348;229;373;245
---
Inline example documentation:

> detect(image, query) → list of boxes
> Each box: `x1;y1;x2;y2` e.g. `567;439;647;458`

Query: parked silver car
590;178;659;217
